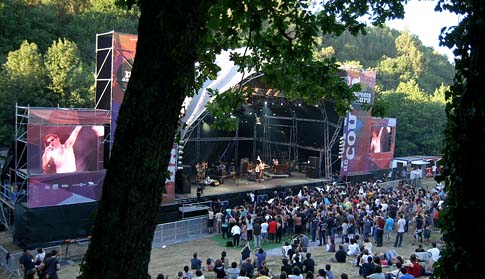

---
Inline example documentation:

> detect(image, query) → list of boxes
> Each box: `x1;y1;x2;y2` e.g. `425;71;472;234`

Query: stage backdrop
27;109;110;208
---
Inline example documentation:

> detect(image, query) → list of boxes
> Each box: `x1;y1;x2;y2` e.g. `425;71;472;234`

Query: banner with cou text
340;110;396;176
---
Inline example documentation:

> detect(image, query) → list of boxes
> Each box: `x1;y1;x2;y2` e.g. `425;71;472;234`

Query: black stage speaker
175;165;191;194
306;167;314;178
308;156;319;168
240;158;249;177
306;166;321;178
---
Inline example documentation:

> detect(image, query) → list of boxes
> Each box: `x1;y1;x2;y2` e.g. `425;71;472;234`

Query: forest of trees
0;0;453;156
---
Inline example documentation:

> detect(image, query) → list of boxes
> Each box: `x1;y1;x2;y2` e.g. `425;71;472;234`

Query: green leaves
44;38;94;107
0;40;47;144
434;1;485;278
376;81;447;157
0;38;93;145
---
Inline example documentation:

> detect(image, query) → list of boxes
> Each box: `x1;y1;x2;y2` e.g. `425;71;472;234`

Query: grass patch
209;234;293;252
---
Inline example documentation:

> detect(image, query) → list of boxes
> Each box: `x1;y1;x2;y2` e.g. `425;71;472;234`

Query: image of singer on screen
41;125;105;174
370;126;392;153
42;126;82;174
369;126;384;153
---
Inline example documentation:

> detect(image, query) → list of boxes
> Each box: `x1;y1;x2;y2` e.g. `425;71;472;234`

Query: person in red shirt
375;211;385;247
405;254;422;278
268;218;278;244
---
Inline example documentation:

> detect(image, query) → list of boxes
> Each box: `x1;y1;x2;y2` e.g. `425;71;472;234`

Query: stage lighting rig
338;136;345;158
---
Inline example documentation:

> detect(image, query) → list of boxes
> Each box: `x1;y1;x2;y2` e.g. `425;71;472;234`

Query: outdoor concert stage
171;172;331;219
176;172;330;201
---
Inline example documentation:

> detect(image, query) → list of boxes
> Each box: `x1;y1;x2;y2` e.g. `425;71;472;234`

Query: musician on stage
196;162;202;181
218;160;226;177
202;161;208;180
229;160;236;182
272;158;279;174
256;159;264;183
247;161;254;177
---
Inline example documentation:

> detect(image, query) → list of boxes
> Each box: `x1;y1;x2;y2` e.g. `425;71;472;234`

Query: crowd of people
150;178;445;278
146;178;444;279
18;248;60;279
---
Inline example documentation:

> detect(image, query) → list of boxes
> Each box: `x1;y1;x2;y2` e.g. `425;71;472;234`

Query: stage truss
182;101;343;180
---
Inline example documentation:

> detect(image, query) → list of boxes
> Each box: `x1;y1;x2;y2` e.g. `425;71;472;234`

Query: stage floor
174;172;331;201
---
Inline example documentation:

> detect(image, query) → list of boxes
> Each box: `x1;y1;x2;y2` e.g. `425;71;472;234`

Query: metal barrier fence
152;215;208;248
0;247;21;278
377;179;401;189
0;245;62;278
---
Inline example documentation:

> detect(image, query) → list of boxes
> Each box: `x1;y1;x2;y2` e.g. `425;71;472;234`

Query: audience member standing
261;220;269;245
208;208;215;234
215;210;224;234
253;221;262;248
232;223;242;247
19;248;35;279
394;215;406;248
39;250;60;279
384;215;394;240
268;218;278;244
255;248;267;270
375;212;385;247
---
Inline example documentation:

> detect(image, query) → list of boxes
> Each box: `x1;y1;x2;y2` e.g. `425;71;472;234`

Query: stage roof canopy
180;48;254;140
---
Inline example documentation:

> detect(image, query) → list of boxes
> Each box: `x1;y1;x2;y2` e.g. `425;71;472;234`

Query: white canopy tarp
411;160;430;165
180;48;254;140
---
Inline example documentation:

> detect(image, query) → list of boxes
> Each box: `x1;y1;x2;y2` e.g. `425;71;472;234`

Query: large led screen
27;109;110;208
340;111;396;176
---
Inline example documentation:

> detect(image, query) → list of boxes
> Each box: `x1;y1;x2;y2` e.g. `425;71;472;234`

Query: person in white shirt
260;221;269;245
34;248;46;272
347;239;360;256
427;242;441;262
281;241;292;259
394;215;406;248
231;224;241;247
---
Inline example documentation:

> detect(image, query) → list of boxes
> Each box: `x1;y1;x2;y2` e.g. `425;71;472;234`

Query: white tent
411;160;430;165
179;48;254;140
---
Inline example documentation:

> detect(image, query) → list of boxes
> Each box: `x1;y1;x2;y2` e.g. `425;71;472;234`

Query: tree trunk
79;1;212;278
438;1;485;278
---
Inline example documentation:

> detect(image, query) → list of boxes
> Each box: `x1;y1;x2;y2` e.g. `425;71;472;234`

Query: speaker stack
175;165;191;194
306;156;321;178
